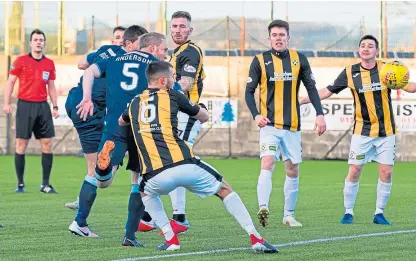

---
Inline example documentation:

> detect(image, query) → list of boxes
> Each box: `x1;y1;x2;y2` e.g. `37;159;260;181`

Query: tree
221;101;234;122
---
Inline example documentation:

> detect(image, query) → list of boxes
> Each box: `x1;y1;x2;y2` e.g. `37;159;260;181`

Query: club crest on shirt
42;71;50;81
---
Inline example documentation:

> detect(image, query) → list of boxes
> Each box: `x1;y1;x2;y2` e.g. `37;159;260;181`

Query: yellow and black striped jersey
327;60;395;137
245;49;323;131
169;40;205;104
122;88;200;175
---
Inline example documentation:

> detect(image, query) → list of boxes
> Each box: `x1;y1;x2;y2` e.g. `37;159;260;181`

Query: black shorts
16;99;55;140
126;127;141;173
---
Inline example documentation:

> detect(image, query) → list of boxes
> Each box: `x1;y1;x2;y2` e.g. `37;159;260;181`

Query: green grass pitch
0;156;415;261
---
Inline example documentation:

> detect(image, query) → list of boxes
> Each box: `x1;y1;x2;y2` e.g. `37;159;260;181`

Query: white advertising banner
54;96;239;128
301;99;416;131
53;96;73;126
199;97;238;129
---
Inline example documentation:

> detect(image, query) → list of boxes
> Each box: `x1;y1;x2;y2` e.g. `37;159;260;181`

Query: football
379;60;410;90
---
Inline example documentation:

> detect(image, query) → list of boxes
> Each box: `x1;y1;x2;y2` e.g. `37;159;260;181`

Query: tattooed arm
178;76;195;92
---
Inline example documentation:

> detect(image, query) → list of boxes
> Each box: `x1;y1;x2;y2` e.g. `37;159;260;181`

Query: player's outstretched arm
300;87;333;105
299;54;324;116
301;68;348;105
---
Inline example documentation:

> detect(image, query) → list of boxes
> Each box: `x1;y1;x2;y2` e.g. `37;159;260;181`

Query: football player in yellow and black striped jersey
300;34;416;225
167;10;205;229
245;19;326;228
119;61;278;253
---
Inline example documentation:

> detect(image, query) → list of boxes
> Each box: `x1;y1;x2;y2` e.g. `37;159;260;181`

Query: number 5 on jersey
121;63;139;91
140;95;156;123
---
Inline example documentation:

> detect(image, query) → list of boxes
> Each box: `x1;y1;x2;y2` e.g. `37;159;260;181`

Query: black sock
15;153;25;185
142;211;152;222
173;214;186;223
41;153;53;185
125;192;145;240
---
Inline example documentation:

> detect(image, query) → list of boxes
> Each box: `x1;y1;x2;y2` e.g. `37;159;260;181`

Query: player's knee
285;161;299;178
40;138;53;153
97;179;112;189
347;164;363;182
216;180;233;200
261;156;275;171
379;165;393;183
15;139;28;154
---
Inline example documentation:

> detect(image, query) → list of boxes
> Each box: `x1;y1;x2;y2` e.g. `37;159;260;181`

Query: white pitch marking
110;229;416;261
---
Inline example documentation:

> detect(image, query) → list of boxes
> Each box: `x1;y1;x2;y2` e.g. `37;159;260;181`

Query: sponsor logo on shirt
184;64;196;73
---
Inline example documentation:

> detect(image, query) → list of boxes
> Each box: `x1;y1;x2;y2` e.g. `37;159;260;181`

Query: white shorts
141;158;222;198
348;135;396;165
259;126;302;164
178;111;201;147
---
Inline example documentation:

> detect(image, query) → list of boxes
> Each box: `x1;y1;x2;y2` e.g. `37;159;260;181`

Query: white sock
284;176;299;217
344;180;359;215
142;195;174;240
223;191;261;238
169;187;186;215
257;169;273;209
375;179;392;215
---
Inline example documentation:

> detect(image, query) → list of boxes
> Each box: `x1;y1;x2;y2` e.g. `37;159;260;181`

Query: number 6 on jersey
140;95;156;123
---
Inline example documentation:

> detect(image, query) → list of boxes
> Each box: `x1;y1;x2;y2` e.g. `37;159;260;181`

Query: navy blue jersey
96;50;158;137
74;45;126;108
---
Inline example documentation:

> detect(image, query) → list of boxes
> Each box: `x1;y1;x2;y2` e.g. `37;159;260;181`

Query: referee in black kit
3;29;59;194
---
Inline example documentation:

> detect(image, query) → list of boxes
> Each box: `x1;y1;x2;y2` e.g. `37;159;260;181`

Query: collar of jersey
271;48;289;58
173;40;192;54
28;52;44;61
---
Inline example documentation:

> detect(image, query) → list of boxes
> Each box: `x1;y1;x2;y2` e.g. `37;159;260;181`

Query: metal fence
1;1;416;160
1;1;416;55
